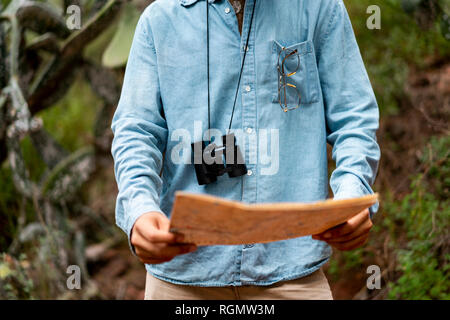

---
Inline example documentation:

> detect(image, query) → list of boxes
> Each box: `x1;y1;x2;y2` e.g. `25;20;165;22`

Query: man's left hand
312;209;372;251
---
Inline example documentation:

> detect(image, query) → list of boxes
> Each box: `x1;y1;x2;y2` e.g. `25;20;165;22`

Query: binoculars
191;133;248;185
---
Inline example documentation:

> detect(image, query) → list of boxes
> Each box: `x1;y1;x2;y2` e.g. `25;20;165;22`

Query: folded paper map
169;192;379;246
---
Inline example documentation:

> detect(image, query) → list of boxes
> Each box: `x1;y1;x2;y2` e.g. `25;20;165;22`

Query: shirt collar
180;0;218;7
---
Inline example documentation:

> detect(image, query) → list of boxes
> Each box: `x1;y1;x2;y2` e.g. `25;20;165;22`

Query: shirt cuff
125;200;165;257
332;174;379;220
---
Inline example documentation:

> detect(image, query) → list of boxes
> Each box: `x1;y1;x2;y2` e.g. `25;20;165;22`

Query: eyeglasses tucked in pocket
272;40;320;111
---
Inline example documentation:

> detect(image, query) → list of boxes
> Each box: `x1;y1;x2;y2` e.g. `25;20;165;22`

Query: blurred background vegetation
0;0;448;299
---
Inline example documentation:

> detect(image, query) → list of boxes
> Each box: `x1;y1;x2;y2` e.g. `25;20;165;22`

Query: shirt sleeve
111;8;168;253
316;1;380;217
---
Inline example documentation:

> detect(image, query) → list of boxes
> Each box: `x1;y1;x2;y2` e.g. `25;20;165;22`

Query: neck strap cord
206;0;256;136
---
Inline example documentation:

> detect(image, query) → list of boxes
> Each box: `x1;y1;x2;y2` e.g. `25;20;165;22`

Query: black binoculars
191;133;248;185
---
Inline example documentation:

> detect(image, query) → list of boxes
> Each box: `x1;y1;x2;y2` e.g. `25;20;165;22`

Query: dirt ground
89;244;146;300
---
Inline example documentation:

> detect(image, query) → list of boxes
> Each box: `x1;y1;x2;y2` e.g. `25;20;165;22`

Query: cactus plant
0;0;146;298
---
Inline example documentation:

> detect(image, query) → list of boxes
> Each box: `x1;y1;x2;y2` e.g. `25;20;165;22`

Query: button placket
240;1;257;202
217;0;241;39
223;0;256;286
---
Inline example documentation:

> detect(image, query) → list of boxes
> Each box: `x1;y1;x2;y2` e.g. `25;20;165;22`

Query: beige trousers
144;269;333;300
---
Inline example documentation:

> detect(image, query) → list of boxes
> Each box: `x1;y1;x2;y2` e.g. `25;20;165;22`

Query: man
111;0;380;300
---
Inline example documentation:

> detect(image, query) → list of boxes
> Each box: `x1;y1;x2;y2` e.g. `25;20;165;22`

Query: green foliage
102;2;140;68
401;0;423;13
328;136;449;299
0;75;100;252
332;4;450;298
347;0;450;115
327;6;449;297
42;146;94;201
0;167;21;250
1;0;12;9
0;253;34;299
385;136;449;299
38;76;101;152
0;0;123;298
421;136;450;200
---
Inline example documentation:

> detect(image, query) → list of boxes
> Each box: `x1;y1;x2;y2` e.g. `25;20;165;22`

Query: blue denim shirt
111;0;380;286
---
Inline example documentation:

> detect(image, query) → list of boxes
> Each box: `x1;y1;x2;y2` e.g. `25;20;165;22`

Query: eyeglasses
277;47;301;112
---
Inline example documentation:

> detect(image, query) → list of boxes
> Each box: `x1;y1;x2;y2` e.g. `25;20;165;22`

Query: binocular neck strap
206;0;257;137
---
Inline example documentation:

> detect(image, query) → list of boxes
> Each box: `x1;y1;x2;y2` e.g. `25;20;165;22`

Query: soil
89;244;146;300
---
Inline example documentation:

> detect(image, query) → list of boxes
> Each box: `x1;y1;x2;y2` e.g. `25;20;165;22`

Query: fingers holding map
169;192;379;246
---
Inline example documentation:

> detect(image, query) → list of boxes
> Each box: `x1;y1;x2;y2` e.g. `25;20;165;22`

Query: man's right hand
131;211;197;264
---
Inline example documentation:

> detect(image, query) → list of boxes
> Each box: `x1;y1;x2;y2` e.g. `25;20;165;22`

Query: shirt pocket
271;40;320;107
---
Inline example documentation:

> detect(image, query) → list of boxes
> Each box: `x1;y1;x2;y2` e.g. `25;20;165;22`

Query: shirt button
247;170;253;176
243;45;249;52
244;85;251;92
246;127;253;134
225;7;231;14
